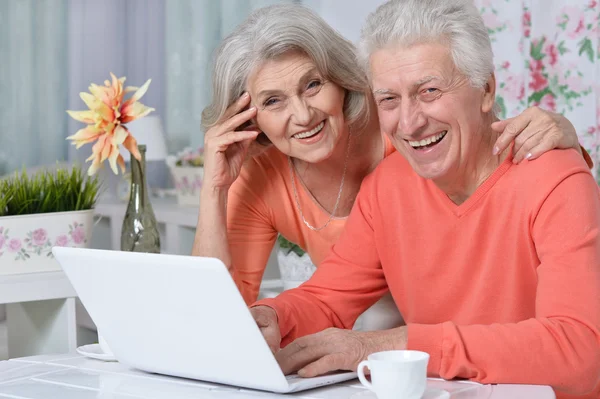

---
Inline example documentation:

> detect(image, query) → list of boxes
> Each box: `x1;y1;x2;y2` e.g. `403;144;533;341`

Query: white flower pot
0;209;94;276
276;250;316;291
168;166;204;207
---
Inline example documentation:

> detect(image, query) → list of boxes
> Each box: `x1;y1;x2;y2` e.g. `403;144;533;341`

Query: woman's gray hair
202;4;371;133
358;0;494;88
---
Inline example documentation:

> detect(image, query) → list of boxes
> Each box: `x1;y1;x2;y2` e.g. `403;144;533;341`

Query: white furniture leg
6;298;77;358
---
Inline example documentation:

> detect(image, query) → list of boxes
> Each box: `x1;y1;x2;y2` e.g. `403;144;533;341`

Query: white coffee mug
357;350;430;399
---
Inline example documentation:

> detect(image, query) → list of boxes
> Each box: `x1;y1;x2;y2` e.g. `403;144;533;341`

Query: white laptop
52;247;357;393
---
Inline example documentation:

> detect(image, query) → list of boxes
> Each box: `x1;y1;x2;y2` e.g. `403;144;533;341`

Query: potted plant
0;166;100;275
276;235;316;291
166;147;204;206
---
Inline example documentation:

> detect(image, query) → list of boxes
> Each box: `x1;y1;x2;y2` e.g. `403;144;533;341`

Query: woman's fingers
491;114;531;156
219;106;258;135
212;130;259;152
221;92;252;121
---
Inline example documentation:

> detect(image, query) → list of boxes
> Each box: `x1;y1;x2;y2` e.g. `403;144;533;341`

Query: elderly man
250;0;600;397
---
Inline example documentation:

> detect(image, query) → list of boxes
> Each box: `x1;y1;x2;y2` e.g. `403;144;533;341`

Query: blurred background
0;0;598;185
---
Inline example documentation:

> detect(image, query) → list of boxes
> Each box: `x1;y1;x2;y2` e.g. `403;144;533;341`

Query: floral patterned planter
0;209;94;275
276;250;316;291
168;166;203;207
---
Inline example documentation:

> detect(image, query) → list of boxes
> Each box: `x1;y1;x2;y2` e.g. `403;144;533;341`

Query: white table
0;273;78;359
0;353;555;399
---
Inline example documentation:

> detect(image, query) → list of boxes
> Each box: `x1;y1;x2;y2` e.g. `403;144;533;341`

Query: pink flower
0;235;5;249
588;127;596;134
482;12;502;30
501;61;510;69
31;228;48;246
8;239;21;253
536;93;556;112
590;0;597;8
55;235;69;247
529;71;548;92
501;74;525;102
544;44;559;66
70;227;86;244
523;11;532;37
557;6;586;39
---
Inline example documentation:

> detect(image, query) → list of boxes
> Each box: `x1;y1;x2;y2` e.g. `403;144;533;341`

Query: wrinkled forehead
369;41;459;88
247;51;323;91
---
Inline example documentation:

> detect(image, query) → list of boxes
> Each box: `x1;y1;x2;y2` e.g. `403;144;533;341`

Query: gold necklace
288;136;351;231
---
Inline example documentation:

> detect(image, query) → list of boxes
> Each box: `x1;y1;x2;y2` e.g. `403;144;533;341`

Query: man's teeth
409;131;447;148
294;121;325;139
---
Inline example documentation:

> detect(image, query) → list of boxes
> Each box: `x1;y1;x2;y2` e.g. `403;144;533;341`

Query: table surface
0;353;555;399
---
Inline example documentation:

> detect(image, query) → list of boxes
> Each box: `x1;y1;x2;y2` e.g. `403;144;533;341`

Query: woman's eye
306;80;322;91
423;88;439;94
264;98;280;107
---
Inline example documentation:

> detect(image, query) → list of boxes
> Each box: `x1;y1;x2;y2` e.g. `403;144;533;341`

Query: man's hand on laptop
250;306;281;354
275;326;408;378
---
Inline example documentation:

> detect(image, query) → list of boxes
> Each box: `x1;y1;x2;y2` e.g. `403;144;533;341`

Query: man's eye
423;88;439;94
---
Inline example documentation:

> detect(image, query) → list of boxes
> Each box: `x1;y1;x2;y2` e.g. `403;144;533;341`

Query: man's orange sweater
256;149;600;399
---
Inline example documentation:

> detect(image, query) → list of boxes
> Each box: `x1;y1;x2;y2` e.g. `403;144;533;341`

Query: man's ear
481;73;496;114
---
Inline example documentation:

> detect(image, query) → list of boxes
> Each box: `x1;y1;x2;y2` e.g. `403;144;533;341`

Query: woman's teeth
409;131;447;148
294;121;325;139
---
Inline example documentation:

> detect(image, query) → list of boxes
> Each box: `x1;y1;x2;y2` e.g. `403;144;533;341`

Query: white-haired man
250;1;600;397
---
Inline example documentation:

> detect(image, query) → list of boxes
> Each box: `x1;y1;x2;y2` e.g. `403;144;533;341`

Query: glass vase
120;144;161;253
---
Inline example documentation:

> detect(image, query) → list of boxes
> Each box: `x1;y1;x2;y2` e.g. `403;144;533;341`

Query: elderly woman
193;4;588;313
249;1;600;398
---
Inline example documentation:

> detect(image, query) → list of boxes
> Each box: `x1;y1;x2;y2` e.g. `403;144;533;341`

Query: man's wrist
363;326;408;354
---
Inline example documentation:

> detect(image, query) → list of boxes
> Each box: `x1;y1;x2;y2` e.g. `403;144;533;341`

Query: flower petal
112;124;129;146
130;79;151;103
66;126;103;148
121;102;155;124
87;152;102;176
66;110;95;124
79;92;99;110
117;154;126;174
122;133;141;162
107;145;121;175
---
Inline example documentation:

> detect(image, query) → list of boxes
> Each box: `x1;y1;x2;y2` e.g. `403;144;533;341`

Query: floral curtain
475;0;600;178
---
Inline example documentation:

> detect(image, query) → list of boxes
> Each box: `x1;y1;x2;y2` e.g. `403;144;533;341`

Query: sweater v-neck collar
429;154;514;218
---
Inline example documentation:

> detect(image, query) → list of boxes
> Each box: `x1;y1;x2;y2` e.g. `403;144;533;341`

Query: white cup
357;350;430;399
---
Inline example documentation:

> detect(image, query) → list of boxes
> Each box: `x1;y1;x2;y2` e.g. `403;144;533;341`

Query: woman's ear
481;73;496;114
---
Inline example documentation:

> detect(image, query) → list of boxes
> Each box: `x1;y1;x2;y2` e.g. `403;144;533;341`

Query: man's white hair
358;0;494;88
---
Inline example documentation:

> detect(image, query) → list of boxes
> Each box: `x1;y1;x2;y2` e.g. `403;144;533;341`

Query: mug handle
357;360;373;391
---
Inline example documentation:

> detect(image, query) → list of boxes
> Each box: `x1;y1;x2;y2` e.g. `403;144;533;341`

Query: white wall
302;0;387;44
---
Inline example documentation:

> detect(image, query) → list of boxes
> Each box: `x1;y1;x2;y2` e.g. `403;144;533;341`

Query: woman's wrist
200;185;229;205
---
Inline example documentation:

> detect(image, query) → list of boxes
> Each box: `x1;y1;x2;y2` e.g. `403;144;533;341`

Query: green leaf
530;37;546;61
528;87;554;105
578;38;594;62
495;96;507;119
558;41;569;56
277;234;306;257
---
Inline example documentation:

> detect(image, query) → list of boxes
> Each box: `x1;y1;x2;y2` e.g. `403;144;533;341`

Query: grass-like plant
0;165;101;217
277;234;306;257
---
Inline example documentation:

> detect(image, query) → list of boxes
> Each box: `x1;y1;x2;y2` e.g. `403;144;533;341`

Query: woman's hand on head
203;93;260;192
491;106;581;164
